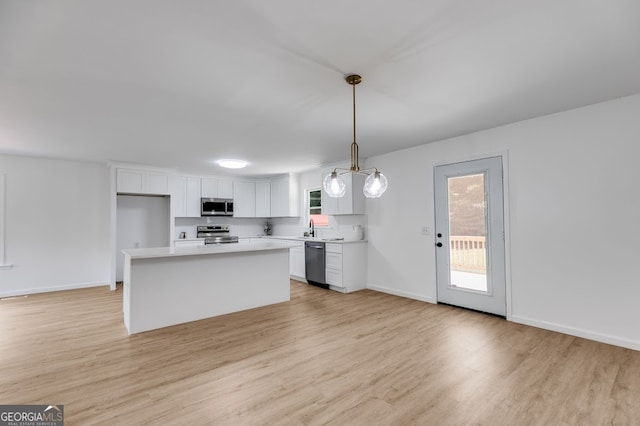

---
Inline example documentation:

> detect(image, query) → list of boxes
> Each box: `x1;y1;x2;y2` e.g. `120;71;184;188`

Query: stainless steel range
196;225;239;244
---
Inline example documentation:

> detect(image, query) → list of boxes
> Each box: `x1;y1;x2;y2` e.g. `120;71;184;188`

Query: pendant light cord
325;74;387;198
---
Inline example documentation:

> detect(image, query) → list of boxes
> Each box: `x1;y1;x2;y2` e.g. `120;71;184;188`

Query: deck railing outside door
450;236;486;274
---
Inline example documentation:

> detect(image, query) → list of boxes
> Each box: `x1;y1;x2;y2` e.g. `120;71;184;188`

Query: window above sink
307;188;329;227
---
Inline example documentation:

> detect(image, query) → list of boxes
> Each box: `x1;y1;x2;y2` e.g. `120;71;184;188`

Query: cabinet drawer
326;252;342;270
326;268;343;287
326;243;343;254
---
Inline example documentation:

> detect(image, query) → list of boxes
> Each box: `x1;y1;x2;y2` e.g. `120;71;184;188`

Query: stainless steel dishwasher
305;241;328;288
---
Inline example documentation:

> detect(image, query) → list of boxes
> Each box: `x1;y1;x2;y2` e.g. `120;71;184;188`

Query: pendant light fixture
323;74;388;198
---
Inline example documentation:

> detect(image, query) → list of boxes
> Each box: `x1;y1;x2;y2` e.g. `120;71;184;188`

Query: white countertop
247;236;367;244
123;241;297;260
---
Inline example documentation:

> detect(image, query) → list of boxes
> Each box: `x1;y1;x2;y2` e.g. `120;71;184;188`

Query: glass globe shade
363;171;388;198
323;172;346;198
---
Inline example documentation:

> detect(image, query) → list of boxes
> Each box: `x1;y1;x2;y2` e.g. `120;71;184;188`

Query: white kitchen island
122;241;296;334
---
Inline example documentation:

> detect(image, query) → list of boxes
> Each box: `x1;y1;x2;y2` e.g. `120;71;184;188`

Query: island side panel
126;249;290;334
123;253;131;329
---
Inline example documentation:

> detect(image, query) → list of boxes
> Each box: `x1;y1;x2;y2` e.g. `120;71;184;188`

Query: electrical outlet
421;226;430;236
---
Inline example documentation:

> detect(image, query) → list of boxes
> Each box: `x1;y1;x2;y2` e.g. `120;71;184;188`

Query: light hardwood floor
1;281;639;425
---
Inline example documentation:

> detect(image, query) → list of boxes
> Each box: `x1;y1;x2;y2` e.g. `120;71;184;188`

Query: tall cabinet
170;176;201;218
271;174;300;217
255;181;271;217
233;181;256;218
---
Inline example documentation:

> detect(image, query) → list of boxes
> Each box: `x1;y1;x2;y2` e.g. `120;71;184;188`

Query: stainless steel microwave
201;198;234;216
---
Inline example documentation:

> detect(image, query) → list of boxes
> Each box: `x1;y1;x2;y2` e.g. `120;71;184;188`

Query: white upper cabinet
201;177;234;199
170;176;201;218
321;172;366;215
231;175;298;219
201;178;218;198
255;181;271;218
233;181;256;218
270;178;286;217
185;177;201;217
218;179;234;199
119;168;300;219
170;176;186;217
116;169;170;195
146;172;170;195
270;174;300;218
117;169;144;193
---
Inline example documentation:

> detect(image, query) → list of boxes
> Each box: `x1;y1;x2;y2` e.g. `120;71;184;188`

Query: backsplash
174;215;368;241
175;217;265;239
270;215;368;241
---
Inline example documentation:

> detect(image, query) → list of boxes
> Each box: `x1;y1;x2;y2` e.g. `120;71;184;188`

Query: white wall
366;93;640;350
0;173;6;268
0;155;110;296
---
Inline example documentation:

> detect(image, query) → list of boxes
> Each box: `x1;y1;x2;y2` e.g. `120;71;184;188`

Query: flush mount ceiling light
323;74;388;199
217;159;248;169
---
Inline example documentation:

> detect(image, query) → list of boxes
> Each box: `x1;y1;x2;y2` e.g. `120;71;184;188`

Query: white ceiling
1;1;639;177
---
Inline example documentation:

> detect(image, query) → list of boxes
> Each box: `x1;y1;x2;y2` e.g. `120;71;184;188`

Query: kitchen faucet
309;218;315;237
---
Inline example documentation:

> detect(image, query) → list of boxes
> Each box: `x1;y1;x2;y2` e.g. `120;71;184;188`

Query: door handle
436;242;443;247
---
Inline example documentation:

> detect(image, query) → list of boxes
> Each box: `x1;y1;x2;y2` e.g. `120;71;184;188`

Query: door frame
433;150;512;319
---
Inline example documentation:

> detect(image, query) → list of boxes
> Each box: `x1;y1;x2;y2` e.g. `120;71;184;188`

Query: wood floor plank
1;281;639;425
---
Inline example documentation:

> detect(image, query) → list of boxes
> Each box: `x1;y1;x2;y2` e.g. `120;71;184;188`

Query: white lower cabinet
325;242;367;292
289;241;306;280
325;268;343;287
325;244;343;287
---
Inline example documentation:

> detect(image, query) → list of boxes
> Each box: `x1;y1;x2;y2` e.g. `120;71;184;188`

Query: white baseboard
367;284;437;304
511;315;640;352
0;281;108;298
